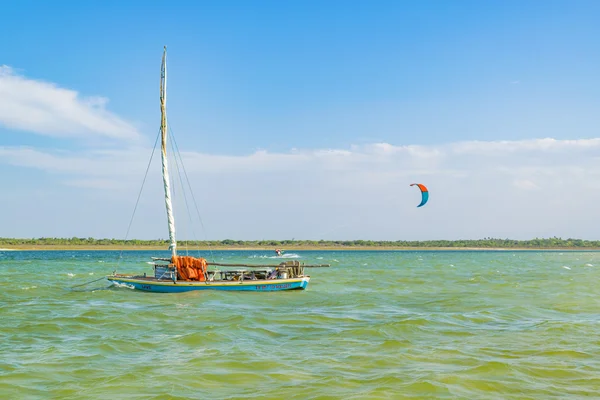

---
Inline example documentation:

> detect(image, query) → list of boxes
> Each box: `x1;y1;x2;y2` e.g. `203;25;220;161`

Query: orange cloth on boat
172;256;207;282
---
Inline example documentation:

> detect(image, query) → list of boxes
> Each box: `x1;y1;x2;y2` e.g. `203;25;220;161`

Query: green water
1;250;600;399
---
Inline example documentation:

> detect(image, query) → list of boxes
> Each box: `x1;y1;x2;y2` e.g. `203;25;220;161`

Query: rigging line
168;125;200;258
169;124;215;261
169;150;180;254
70;276;108;289
169;135;190;257
114;127;161;274
164;124;179;248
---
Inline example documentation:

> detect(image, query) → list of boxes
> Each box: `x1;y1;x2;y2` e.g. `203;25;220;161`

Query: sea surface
1;250;600;399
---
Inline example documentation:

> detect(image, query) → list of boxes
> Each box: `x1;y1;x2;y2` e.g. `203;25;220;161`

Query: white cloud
0;65;140;141
0;146;145;177
1;137;599;240
452;137;600;155
513;179;540;190
1;137;598;187
62;178;124;190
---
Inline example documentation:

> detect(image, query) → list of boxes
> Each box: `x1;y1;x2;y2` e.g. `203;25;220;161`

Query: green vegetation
1;236;600;249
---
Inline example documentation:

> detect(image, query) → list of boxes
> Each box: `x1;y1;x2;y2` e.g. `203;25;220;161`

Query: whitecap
287;253;300;258
585;263;593;267
111;282;135;290
562;266;571;270
68;273;75;277
269;253;300;259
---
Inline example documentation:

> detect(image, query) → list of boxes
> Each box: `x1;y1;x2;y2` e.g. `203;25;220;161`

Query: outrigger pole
151;258;330;268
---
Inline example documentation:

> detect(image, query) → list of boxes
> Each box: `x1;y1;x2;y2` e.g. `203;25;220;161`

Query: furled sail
160;46;177;256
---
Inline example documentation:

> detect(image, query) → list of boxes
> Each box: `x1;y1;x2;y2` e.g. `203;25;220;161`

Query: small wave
281;253;299;258
562;266;571;270
146;261;154;265
585;263;593;267
68;273;75;277
269;253;300;259
22;286;38;290
111;282;135;290
317;257;323;260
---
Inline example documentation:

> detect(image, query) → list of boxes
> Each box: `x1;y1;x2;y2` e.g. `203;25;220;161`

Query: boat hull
107;275;310;293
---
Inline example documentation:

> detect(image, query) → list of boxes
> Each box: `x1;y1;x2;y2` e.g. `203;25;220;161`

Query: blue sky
2;0;600;240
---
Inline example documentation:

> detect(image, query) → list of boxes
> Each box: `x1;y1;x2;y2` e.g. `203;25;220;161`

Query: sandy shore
1;245;597;251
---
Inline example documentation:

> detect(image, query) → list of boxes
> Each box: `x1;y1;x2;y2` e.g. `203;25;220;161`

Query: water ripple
2;250;600;398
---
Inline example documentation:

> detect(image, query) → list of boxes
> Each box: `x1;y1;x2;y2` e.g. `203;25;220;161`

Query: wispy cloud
0;65;140;141
513;179;540;191
0;146;145;177
1;137;599;239
1;137;599;182
0;138;600;190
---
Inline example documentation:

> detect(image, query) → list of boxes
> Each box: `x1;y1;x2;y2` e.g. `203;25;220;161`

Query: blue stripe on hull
107;277;309;293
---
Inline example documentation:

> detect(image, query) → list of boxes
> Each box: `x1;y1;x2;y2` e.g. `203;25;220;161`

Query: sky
2;0;600;241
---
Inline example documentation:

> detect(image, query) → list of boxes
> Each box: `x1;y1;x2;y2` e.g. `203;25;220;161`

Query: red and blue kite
410;183;429;207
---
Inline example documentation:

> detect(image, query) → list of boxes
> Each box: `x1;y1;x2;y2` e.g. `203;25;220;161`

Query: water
2;250;600;399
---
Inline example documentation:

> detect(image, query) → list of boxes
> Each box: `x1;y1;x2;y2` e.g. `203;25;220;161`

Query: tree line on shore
1;237;600;248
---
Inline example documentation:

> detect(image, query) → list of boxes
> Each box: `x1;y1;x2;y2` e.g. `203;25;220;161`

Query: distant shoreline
3;238;599;251
1;245;600;251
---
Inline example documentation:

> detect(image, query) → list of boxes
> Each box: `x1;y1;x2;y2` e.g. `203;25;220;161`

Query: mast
160;46;177;257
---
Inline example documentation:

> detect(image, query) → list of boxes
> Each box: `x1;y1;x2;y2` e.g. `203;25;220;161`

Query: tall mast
160;46;177;257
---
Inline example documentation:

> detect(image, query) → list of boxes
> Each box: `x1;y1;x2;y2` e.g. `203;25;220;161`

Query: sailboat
107;47;327;293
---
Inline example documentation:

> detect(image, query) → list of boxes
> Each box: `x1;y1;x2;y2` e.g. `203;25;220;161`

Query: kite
410;183;429;207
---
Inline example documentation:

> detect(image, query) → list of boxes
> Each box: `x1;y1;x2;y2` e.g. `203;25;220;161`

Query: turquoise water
1;250;600;399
